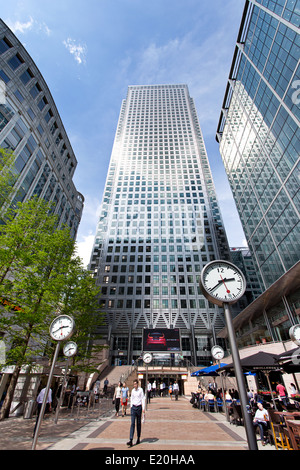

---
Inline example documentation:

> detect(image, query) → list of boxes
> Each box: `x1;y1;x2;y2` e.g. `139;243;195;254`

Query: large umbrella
218;351;282;409
275;348;300;374
191;363;227;376
217;351;281;373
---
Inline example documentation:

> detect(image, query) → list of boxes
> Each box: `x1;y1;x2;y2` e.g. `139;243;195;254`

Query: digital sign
143;328;181;352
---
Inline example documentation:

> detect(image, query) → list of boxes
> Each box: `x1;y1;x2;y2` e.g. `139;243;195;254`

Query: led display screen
143;328;181;352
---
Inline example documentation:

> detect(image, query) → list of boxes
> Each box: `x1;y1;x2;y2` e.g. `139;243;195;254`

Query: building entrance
141;374;184;397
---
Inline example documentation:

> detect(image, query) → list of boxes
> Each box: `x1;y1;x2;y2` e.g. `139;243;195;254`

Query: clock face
211;345;224;360
143;352;152;364
289;324;300;346
50;315;74;341
200;260;246;306
63;341;77;357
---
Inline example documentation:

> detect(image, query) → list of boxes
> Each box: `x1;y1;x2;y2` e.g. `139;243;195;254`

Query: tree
56;255;104;380
0;197;77;419
0;155;104;420
0;147;18;218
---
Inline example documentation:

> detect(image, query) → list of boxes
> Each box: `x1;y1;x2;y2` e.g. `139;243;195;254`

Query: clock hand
209;278;235;291
52;325;69;334
220;275;230;294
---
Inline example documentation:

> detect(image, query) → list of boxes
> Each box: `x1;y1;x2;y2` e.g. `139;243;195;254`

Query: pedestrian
253;402;269;446
113;381;122;417
173;381;179;400
169;383;173;399
121;382;129;417
276;381;289;406
33;386;52;437
103;377;109;396
290;383;299;397
147;380;152;403
127;379;145;447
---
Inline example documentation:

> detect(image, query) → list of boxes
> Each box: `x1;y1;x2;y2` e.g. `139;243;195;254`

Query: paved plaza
0;396;274;451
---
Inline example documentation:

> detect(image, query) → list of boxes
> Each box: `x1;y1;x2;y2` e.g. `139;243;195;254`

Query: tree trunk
0;365;21;420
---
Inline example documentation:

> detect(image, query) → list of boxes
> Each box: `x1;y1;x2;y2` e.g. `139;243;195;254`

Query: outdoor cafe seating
267;407;300;450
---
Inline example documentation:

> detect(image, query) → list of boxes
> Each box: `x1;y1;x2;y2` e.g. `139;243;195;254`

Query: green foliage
0;147;16;211
0;150;104;419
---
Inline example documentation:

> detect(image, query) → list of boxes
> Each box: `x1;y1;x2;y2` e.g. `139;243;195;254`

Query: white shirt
130;387;145;410
254;408;269;423
37;387;52;404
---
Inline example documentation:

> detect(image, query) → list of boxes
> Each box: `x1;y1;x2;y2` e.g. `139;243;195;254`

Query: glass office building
216;0;299;290
89;84;231;366
0;20;83;237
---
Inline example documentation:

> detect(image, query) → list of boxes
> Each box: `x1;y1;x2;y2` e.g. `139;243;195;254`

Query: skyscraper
0;20;83;237
216;0;299;290
90;84;231;366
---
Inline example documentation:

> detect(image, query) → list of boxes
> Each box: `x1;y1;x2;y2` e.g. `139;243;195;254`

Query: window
38;96;47;111
20;68;34;85
0;37;12;55
8;54;24;70
44;109;53;123
30;83;42;99
0;69;10;83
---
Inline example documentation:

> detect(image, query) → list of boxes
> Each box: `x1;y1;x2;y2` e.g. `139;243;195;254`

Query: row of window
102;274;200;284
103;299;208;309
0;35;75;178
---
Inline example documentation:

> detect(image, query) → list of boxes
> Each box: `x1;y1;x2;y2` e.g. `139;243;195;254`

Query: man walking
173;381;179;400
33;386;52;437
127;379;145;447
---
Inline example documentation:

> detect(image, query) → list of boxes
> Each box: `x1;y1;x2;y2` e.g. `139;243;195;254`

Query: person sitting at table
204;389;216;401
289;383;299;397
253;402;269;446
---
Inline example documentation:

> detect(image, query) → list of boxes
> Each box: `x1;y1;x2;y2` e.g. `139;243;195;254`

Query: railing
119;363;137;384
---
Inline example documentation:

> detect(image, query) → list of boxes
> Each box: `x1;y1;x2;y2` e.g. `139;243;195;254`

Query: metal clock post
32;315;75;450
211;345;228;420
143;352;152;410
54;341;78;424
200;260;258;451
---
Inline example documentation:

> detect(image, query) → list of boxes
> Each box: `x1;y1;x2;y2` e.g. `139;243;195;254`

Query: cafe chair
286;420;300;450
230;403;243;426
268;409;290;450
205;399;216;412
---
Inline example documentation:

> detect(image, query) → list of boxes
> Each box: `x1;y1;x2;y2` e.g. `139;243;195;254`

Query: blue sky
2;0;247;266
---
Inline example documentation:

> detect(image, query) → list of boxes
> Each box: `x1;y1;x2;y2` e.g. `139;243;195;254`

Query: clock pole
223;303;258;450
54;359;70;425
32;341;60;450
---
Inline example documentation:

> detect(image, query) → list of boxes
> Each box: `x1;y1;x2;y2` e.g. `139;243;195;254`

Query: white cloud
74;195;101;267
5;17;51;36
75;233;95;268
63;38;87;65
6;16;34;34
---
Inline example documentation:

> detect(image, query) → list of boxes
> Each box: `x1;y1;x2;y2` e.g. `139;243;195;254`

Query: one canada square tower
89;84;232;366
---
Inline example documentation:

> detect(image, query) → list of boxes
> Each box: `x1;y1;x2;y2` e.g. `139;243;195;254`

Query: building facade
216;0;299;290
230;247;263;303
89;84;232;366
0;20;83;237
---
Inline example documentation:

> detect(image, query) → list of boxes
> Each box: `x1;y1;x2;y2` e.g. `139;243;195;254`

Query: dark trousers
130;405;142;440
115;397;120;414
253;421;268;441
